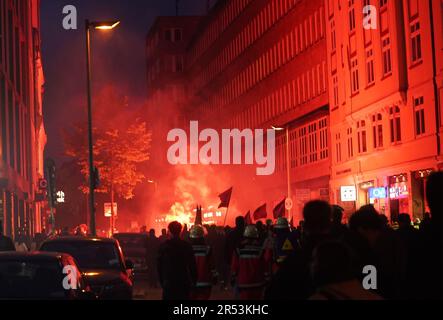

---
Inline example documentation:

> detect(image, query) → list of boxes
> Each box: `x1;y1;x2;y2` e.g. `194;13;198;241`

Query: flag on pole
244;211;253;225
273;198;286;219
253;204;267;220
195;205;203;225
218;187;233;208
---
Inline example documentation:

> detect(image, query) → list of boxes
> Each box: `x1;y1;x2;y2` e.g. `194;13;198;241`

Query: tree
64;86;152;233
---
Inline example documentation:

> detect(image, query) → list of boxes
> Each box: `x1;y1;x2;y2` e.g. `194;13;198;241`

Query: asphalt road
133;275;234;300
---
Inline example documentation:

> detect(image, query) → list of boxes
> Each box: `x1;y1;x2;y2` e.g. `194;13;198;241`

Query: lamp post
85;19;120;237
272;125;292;221
148;180;158;192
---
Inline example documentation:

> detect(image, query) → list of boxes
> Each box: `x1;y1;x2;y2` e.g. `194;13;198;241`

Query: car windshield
0;260;66;299
113;235;146;249
41;241;122;270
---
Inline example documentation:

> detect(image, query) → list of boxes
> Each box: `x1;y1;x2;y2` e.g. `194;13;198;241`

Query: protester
224;216;246;286
265;200;332;300
146;229;160;288
189;225;217;300
231;225;270;300
158;228;168;243
330;205;348;239
271;217;299;268
157;221;197;300
309;241;382;300
419;172;443;299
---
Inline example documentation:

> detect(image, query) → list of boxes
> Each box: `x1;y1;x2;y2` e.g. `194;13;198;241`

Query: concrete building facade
0;0;46;238
326;0;443;221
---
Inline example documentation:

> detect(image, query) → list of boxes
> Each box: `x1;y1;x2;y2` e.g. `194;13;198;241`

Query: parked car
112;233;148;275
0;252;96;300
39;237;133;300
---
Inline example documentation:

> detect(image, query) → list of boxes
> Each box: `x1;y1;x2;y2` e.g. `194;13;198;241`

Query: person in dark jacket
224;216;246;285
419;172;443;299
146;229;160;288
0;229;15;252
265;200;332;300
396;213;421;298
157;221;197;300
330;205;348;240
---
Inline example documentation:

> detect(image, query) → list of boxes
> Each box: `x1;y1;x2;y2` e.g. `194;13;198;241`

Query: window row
223;62;327;130
275;117;329;172
0;74;32;180
334;100;427;163
189;0;253;65
192;0;323;91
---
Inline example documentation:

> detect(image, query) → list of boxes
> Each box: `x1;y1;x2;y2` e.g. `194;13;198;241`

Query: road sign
285;198;293;210
38;179;48;190
104;203;118;217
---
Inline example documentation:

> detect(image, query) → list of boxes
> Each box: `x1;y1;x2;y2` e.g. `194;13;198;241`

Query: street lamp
148;180;158;192
272;125;292;221
85;19;120;237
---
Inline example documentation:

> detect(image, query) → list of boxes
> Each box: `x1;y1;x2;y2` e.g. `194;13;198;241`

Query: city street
1;0;443;303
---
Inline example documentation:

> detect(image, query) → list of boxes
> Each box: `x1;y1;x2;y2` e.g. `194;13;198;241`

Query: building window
347;128;354;159
299;127;308;165
414;96;425;136
389;106;402;143
351;58;359;94
357;120;368;153
348;0;356;32
382;37;392;75
410;21;422;63
164;29;172;41
333;75;339;107
366;48;375;85
319;118;328;160
172;55;184;72
372;113;384;149
380;0;388;8
308;123;318;163
164;28;182;42
331;21;336;51
335;133;342;163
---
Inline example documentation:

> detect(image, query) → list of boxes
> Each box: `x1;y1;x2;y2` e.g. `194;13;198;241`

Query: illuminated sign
369;187;387;199
341;186;357;202
389;184;409;199
56;191;65;203
104;203;118;217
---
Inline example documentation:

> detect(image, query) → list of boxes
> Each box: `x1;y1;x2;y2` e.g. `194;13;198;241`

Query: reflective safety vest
274;231;298;264
192;245;213;288
231;244;269;289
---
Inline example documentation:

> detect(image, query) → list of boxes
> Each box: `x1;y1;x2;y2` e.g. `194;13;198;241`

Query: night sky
41;0;211;161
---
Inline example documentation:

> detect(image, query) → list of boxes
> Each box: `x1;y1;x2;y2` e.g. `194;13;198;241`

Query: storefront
411;168;433;221
388;174;409;223
358;180;375;206
368;186;388;217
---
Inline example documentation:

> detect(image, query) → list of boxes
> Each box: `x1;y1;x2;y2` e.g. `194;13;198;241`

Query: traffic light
45;158;57;208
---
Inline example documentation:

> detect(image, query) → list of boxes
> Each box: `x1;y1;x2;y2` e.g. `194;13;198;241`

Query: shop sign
389;184;408;199
341;186;357;202
369;187;387;199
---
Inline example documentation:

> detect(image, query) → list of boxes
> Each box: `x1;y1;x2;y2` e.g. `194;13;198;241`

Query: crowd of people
149;171;443;300
0;172;442;301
